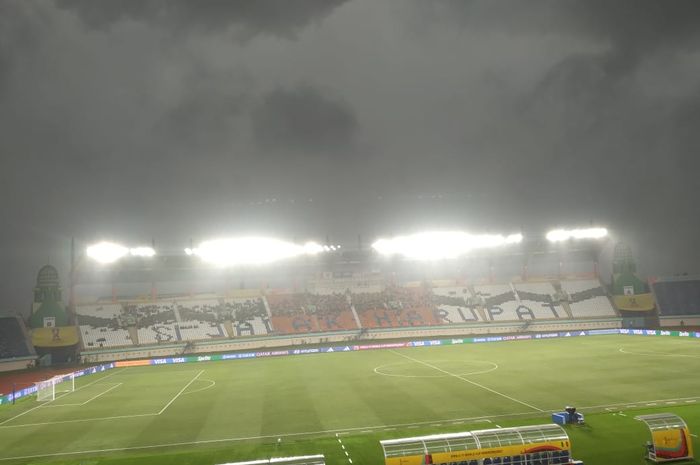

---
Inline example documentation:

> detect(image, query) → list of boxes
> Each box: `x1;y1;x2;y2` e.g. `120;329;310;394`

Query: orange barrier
114;359;150;367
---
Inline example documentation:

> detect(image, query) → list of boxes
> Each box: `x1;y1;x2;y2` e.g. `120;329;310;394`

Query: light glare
372;231;523;260
87;243;156;263
189;237;327;266
86;242;129;264
546;227;608;242
129;247;156;257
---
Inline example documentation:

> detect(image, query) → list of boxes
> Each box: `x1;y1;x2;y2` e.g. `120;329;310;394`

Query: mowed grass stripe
0;336;699;465
389;349;544;412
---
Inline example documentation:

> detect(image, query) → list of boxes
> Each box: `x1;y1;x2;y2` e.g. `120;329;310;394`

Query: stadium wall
0;357;36;374
79;318;621;363
659;316;700;327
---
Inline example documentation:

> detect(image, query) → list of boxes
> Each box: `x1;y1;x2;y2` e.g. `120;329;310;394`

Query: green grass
1;335;699;465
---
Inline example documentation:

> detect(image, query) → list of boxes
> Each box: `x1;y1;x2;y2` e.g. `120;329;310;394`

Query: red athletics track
0;367;79;396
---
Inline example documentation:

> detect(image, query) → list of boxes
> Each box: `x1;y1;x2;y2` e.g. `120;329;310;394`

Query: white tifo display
35;374;75;401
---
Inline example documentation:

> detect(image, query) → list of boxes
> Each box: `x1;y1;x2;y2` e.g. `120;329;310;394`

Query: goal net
35;373;75;402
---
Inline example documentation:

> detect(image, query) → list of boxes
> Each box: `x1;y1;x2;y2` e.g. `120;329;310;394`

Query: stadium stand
307;293;358;332
175;298;228;341
176;321;226;341
475;283;523;321
225;297;273;337
267;294;319;334
652;277;700;316
352;286;439;328
474;282;562;321
137;324;178;344
431;286;482;324
560;279;617;318
74;274;621;351
512;282;566;319
0;317;33;359
76;303;135;348
81;325;133;348
131;303;179;344
267;293;359;334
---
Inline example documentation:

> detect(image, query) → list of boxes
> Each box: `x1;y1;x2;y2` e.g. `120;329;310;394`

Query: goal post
36;373;75;402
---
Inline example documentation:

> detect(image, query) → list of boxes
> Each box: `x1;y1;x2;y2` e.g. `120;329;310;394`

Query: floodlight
129;247;156;257
188;237;327;266
86;242;129;264
546;227;608;242
506;233;523;244
371;231;523;260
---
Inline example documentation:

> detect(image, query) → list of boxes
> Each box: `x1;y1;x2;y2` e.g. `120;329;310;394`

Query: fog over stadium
2;0;700;314
4;3;700;465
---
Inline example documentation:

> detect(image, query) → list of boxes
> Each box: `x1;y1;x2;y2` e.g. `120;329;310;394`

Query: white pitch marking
619;347;700;358
691;433;698;438
3;394;699;431
0;368;125;426
0;413;158;429
157;370;204;415
373;360;499;379
336;433;353;464
575;396;700;411
389;350;544;412
181;379;216;396
42;383;122;407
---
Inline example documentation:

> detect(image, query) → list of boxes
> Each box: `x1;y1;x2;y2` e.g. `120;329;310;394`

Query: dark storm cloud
424;0;700;80
157;66;252;148
253;85;358;154
57;0;349;37
2;0;700;314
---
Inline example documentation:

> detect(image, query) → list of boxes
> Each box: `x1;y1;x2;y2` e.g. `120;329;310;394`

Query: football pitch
1;335;699;465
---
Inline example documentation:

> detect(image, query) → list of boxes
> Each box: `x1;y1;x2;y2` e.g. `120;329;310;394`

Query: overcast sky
2;0;700;312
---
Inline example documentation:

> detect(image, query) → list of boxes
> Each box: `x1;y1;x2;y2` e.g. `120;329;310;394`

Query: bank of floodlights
372;231;522;260
185;237;338;267
545;227;608;243
86;242;156;264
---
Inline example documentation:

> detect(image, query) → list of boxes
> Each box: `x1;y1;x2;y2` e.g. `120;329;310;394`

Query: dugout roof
380;424;568;459
219;455;325;465
635;413;689;432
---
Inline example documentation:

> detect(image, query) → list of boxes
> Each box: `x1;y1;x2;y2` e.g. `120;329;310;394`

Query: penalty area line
0;368;126;426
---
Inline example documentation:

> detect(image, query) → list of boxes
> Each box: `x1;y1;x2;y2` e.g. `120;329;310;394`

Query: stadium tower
611;242;656;328
29;265;79;364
